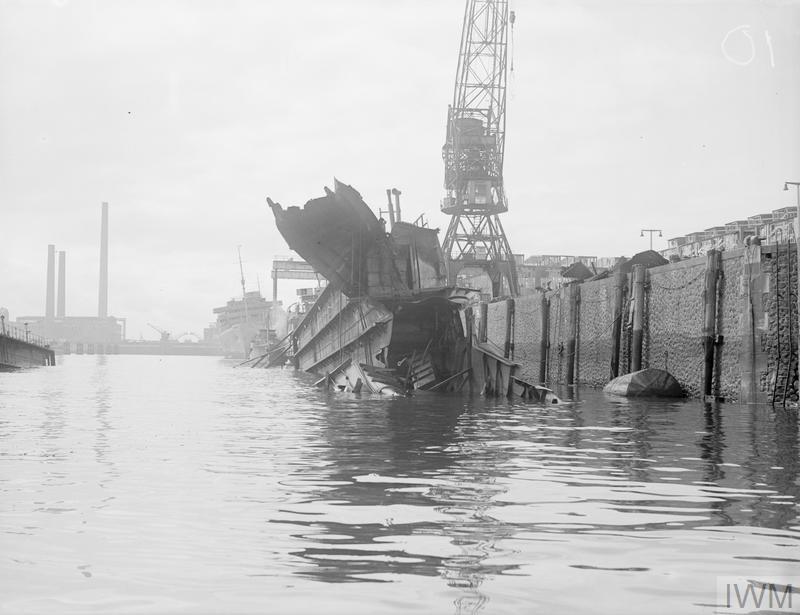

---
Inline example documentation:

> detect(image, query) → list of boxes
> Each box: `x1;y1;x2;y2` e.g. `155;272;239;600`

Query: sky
1;0;799;340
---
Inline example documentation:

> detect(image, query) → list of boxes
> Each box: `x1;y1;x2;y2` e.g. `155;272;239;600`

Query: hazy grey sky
1;0;798;339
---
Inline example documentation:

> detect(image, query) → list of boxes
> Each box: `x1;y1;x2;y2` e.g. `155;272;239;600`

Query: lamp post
640;228;663;251
785;181;800;207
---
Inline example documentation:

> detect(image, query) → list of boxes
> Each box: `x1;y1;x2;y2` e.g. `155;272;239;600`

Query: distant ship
213;291;287;359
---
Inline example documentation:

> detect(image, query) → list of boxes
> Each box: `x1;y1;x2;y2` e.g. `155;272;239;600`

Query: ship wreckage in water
267;180;558;403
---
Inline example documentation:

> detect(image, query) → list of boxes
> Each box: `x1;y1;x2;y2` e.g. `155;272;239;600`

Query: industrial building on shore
17;202;125;353
661;206;797;261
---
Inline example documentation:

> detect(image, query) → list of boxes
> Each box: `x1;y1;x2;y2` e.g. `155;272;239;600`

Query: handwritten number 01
721;25;775;67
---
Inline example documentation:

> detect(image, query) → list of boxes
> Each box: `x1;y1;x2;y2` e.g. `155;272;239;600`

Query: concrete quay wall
480;244;798;404
0;335;56;369
644;256;707;397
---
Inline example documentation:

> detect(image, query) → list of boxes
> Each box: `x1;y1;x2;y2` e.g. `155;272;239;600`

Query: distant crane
271;257;323;304
441;0;518;297
147;322;171;342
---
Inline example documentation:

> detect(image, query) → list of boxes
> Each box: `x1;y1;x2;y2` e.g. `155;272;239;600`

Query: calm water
1;355;798;614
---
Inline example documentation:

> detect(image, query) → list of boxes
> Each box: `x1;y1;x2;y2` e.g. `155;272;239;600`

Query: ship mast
237;245;250;323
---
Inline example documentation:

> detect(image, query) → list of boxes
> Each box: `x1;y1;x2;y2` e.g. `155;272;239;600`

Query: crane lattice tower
441;0;518;297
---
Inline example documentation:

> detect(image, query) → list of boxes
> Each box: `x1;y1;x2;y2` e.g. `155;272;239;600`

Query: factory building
18;202;125;350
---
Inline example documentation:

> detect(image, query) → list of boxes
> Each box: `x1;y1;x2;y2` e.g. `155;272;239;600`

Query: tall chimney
45;244;56;320
57;250;66;318
98;202;109;318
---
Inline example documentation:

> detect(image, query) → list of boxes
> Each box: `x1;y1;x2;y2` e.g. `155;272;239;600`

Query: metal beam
271;260;318;280
271;259;322;303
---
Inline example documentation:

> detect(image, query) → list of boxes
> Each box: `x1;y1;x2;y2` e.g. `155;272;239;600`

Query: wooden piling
610;269;626;379
566;284;580;385
740;248;756;402
505;298;515;359
479;302;488;343
465;306;474;393
539;293;549;384
631;264;646;371
703;250;721;398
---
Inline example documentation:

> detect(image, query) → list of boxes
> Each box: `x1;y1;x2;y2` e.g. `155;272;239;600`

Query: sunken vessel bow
267;179;478;395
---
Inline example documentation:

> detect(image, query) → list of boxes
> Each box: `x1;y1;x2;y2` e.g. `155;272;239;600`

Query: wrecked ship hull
293;284;476;395
269;180;478;395
293;286;396;394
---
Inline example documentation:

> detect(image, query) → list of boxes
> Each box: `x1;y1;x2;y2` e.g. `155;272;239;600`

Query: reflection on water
0;356;798;614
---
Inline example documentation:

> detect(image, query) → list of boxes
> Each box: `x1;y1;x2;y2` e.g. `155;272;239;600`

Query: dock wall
644;255;707;396
0;334;56;369
479;244;798;404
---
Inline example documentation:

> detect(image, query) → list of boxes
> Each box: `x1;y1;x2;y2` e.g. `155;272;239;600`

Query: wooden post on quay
539;293;549;384
479;302;488;344
703;250;721;399
631;264;646;372
740;247;757;402
610;269;626;379
465;306;474;393
566;283;580;385
505;298;515;360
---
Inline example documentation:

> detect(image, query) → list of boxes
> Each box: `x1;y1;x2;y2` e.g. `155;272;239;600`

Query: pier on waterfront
0;320;55;369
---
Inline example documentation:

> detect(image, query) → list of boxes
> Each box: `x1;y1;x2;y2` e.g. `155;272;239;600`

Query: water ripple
0;356;797;614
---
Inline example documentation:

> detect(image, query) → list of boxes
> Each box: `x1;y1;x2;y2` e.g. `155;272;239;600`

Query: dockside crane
147;322;171;342
441;0;518;297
